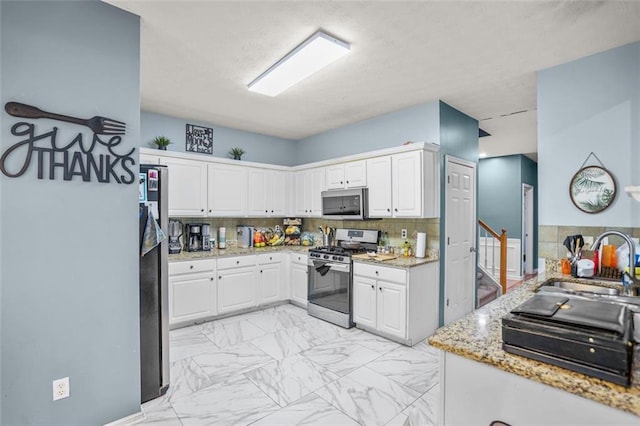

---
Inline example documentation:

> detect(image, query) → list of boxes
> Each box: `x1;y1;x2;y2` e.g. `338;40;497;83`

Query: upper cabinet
207;163;247;217
367;148;439;219
159;157;208;217
294;168;324;217
247;168;288;217
325;160;367;190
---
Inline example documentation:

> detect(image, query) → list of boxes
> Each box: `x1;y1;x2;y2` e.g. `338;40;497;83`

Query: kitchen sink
538;280;620;296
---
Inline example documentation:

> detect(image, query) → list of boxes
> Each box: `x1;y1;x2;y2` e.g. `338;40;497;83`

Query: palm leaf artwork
570;166;616;214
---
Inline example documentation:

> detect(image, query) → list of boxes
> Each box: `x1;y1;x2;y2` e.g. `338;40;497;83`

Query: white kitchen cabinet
217;255;257;314
257;253;282;305
207;163;247;217
392;149;439;218
168;259;216;327
353;261;438;345
289;253;308;307
366;156;393;217
247;168;287;217
159;157;208;217
140;153;160;165
325;160;367;189
293;168;324;217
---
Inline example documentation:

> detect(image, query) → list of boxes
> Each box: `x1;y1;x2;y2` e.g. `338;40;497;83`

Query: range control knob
323;254;330;259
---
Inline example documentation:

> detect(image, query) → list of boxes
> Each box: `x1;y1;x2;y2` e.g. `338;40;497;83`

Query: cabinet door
290;263;308;307
258;263;281;304
308;168;325;216
169;273;215;324
293;171;308;216
325;164;345;189
247;168;269;216
345;160;367;188
159;157;207;217
208;163;247;217
269;170;287;216
366;156;393;217
392;151;422;217
217;266;256;314
377;281;407;339
353;275;377;328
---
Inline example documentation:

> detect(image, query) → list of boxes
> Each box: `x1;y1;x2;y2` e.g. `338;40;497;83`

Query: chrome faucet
590;230;639;296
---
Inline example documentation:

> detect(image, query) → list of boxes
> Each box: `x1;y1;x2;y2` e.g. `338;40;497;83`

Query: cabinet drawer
169;259;216;276
257;252;282;264
217;255;257;270
290;253;308;265
353;263;406;284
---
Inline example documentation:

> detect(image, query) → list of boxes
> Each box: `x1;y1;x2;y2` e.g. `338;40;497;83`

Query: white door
352;275;377;328
160;157;207;217
523;184;534;275
444;156;477;325
217;266;256;314
377;281;407;339
366;156;393;217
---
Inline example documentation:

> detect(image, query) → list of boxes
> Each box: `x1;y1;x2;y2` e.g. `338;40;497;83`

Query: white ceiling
106;0;640;160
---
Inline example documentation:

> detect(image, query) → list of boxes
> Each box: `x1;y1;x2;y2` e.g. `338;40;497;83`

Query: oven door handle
309;260;351;273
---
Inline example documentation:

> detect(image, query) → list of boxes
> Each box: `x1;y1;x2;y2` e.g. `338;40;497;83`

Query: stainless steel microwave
321;188;369;220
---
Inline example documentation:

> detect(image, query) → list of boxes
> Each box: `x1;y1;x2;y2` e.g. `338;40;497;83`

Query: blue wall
478;154;539;269
1;1;141;423
538;41;640;227
295;102;441;163
141;111;298;166
438;101;479;325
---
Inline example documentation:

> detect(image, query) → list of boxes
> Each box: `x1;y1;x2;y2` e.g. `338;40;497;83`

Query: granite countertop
169;245;311;261
428;272;640;417
352;254;439;268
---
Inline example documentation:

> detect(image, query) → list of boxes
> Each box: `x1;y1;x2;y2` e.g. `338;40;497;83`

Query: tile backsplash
171;216;439;251
538;225;640;269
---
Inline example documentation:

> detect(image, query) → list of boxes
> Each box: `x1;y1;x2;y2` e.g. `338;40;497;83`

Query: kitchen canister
416;232;427;258
218;227;226;249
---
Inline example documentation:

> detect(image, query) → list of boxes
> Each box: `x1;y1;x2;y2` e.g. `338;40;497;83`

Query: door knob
470;247;477;253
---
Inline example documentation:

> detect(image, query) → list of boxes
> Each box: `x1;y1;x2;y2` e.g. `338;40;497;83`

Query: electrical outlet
53;377;69;401
401;229;407;239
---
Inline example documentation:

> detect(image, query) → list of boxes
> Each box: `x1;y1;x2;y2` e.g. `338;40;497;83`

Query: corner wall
1;1;141;423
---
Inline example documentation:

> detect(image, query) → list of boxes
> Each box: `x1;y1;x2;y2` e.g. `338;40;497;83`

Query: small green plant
152;136;172;150
228;147;245;160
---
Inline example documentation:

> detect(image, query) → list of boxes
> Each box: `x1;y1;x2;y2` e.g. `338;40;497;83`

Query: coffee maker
185;223;211;252
168;220;183;254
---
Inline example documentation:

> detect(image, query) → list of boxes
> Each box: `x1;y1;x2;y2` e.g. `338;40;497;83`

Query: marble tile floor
136;304;440;426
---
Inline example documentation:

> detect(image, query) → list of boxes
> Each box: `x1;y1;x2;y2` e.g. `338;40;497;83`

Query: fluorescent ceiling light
248;31;350;97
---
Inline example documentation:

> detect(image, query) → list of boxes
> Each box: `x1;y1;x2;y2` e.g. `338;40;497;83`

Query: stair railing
478;219;507;294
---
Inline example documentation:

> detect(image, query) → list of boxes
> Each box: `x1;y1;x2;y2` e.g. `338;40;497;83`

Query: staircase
476;219;508;308
477;265;502;308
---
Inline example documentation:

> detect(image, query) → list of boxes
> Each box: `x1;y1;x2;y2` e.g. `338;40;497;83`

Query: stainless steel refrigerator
139;164;170;403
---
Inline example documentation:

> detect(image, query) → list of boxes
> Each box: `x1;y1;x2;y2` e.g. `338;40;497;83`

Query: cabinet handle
375;270;378;275
394;208;398;212
371;284;374;289
346;180;349;184
201;209;204;212
387;208;390;212
265;210;268;213
271;210;274;213
341;181;343;184
218;276;222;280
210;277;214;281
190;265;194;269
260;270;263;273
236;260;240;264
379;287;382;291
209;209;212;213
269;256;272;261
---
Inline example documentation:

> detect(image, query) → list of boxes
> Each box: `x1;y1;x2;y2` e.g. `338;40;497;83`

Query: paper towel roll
416;232;427;258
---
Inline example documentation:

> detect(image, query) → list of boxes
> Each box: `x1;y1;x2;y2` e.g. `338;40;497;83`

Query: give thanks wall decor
0;102;136;184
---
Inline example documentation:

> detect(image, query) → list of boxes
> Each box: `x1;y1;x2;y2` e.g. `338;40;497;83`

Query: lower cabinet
353;261;438;345
257;253;282;305
289;253;308;307
168;259;216;326
217;255;257;314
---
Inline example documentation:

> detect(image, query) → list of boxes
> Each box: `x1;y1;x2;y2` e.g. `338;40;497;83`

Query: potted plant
228;147;245;160
152;136;172;150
